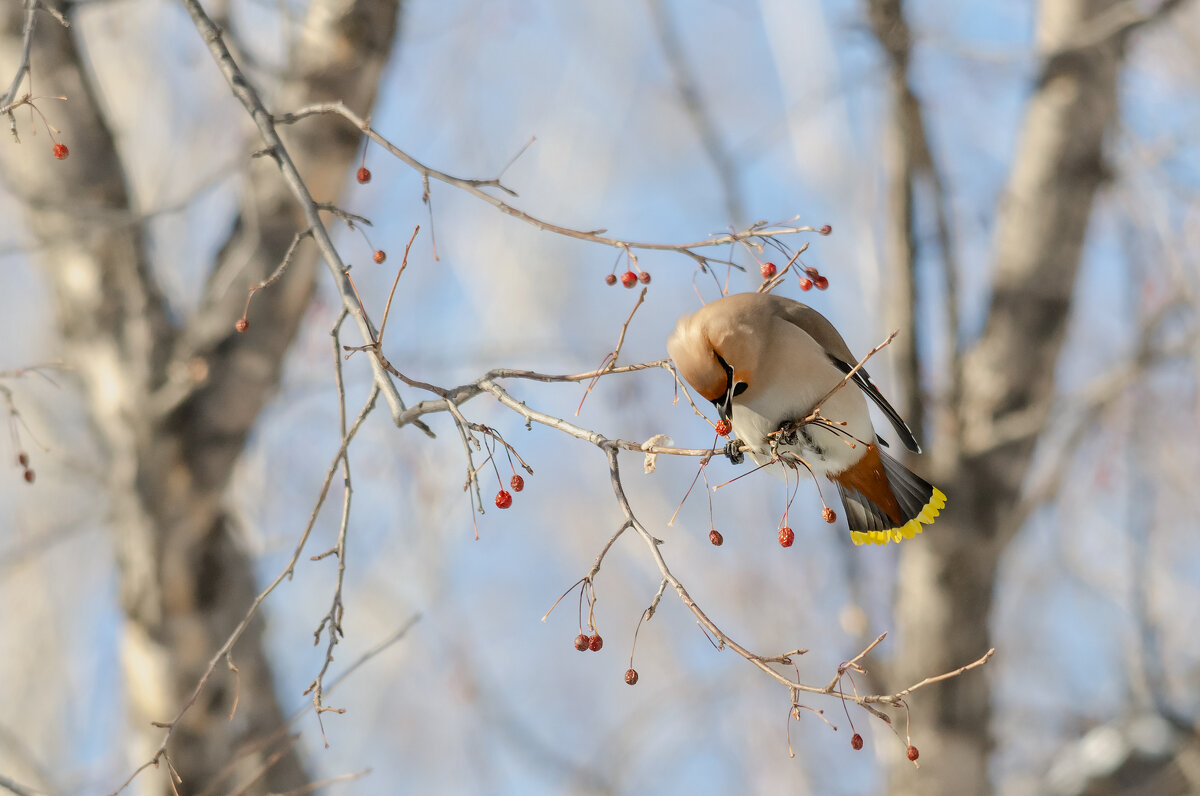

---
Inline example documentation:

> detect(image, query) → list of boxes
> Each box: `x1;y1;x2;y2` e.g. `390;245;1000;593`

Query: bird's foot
723;439;744;465
774;422;800;446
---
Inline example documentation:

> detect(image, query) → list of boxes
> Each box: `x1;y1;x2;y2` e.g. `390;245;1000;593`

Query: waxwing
667;292;945;545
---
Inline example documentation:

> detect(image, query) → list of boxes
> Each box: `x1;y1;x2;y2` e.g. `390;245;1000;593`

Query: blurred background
2;0;1199;794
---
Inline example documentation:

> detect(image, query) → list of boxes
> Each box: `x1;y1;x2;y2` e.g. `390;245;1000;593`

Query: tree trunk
884;1;1129;793
0;0;399;792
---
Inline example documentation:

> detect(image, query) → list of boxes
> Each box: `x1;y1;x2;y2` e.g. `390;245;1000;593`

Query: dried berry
624;668;639;685
851;733;864;751
709;529;723;546
23;469;34;484
495;490;513;509
605;273;618;286
235;319;249;333
588;633;603;652
574;634;590;652
814;275;829;290
761;262;777;279
638;271;651;284
822;507;836;523
373;250;386;264
510;474;525;492
779;527;794;547
907;745;919;761
356;166;371;184
819;224;832;235
17;453;28;468
620;271;638;288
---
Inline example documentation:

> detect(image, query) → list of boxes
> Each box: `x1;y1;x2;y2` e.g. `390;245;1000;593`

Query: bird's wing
774;298;922;454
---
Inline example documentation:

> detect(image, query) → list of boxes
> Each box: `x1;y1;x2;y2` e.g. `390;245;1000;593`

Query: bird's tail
833;444;946;546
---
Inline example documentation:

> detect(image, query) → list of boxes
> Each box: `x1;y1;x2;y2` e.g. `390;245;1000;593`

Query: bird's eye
732;382;748;397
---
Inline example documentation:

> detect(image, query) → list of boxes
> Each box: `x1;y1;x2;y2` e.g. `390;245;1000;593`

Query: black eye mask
713;354;747;422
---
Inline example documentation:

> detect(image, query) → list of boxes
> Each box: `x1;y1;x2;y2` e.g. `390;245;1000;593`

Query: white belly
730;362;875;479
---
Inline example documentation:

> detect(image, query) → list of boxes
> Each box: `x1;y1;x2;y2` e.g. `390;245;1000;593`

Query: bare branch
274;102;820;258
179;0;409;423
2;0;70;141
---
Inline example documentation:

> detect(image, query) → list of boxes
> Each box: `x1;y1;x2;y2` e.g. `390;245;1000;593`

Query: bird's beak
715;385;734;423
713;357;740;423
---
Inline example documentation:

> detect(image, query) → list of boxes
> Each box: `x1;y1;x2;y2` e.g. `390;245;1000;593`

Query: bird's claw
723;439;744;465
775;423;799;446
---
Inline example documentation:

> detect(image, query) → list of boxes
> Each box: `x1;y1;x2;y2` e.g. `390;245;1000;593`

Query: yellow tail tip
849;487;947;547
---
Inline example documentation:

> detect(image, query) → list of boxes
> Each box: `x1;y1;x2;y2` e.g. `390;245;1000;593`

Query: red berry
805;266;819;277
814;275;829;290
373;250;386;264
819;224;832;235
574;634;590;651
620;271;638;288
17;452;28;467
822;507;836;523
495;490;512;509
709;529;723;546
23;469;34;484
588;633;603;652
851;733;864;751
638;271;651;284
356;166;371;183
52;143;69;160
510;474;524;492
235;319;249;333
761;262;778;279
779;527;794;547
798;277;813;291
624;668;639;685
907;745;919;761
714;419;732;437
605;273;618;286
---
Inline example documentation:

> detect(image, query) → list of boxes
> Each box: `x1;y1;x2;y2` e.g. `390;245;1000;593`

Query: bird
667;292;945;546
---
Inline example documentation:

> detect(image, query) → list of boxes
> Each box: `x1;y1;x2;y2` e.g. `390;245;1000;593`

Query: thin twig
240;229;313;326
303;311;360;747
107;379;381;796
274;101;820;259
578;287;648;414
3;0;70;142
376;225;420;346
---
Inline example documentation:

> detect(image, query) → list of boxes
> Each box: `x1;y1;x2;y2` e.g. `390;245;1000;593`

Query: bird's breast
731;373;875;479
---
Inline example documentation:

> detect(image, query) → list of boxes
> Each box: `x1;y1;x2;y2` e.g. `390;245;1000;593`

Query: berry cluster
494;474;525;509
605;269;651;288
798;265;829;292
16;452;34;484
574;632;604;652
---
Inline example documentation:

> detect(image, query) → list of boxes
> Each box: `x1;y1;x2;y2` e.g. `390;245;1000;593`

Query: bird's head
667;307;757;422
